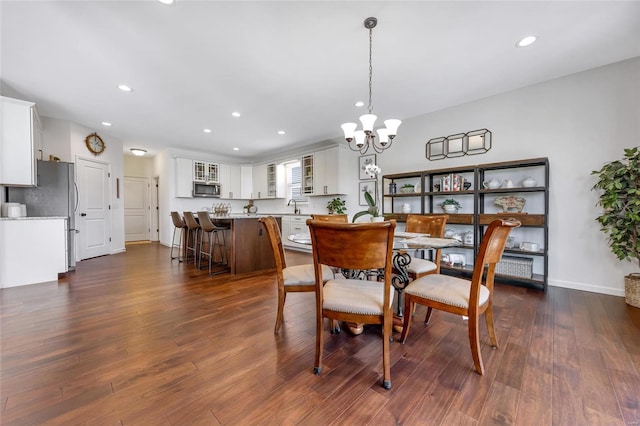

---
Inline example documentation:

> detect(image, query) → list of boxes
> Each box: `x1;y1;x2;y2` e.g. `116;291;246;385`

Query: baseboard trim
548;278;624;297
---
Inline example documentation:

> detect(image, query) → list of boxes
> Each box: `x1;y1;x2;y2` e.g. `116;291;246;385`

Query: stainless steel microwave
193;181;220;198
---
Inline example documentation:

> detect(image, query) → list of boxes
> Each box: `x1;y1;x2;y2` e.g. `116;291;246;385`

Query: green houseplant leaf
591;146;640;269
352;190;378;222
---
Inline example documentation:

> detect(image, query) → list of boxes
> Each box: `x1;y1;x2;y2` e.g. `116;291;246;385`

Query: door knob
80;213;87;217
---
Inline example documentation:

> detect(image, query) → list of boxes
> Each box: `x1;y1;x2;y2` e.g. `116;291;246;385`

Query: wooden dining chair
307;219;396;389
310;214;348;222
400;218;520;375
402;214;449;279
259;216;334;334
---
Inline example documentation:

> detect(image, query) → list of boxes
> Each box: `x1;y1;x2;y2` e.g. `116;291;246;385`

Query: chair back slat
310;214;348;223
259;216;286;270
307;220;396;271
405;214;448;237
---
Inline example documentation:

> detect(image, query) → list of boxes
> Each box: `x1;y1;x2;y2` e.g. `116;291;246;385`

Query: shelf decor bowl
399;186;415;194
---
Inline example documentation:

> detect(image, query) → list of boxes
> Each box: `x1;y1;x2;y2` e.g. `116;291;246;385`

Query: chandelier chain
368;27;373;115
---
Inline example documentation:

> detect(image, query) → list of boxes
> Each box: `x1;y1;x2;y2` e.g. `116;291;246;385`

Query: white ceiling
1;1;638;160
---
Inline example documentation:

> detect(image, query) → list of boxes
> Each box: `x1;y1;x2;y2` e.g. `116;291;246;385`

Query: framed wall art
359;154;376;180
359;181;376;206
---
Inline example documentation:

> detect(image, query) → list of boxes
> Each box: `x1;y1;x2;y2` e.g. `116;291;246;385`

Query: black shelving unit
382;157;549;291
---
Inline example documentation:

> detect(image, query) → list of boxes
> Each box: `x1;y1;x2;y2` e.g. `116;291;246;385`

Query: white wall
376;57;639;297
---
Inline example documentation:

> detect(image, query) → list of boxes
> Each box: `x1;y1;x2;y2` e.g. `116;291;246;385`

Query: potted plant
439;198;461;213
352;190;380;222
591;147;640;308
400;183;415;193
327;197;346;215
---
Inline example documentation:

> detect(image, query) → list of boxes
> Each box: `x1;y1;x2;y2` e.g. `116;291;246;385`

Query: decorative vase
442;205;458;213
370;216;384;222
402;203;411;214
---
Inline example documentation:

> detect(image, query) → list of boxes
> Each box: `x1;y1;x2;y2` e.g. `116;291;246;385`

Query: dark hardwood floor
1;242;639;425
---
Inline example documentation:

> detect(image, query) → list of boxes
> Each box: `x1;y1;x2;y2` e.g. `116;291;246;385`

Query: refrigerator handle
74;182;79;212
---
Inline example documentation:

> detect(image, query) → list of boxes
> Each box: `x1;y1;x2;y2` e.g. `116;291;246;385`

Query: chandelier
341;17;401;155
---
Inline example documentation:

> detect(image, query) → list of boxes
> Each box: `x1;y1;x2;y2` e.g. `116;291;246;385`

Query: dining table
287;230;461;333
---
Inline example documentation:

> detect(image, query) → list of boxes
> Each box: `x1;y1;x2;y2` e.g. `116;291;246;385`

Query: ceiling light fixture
233;147;239;151
117;84;133;92
278;130;286;135
157;0;174;4
203;128;212;133
130;148;146;156
232;112;241;117
101;122;111;127
516;35;537;48
341;17;401;155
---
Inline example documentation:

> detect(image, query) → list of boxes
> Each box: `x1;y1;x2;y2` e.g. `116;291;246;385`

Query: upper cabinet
175;157;194;198
0;96;41;186
252;162;285;199
193;160;219;183
219;163;242;199
301;146;348;196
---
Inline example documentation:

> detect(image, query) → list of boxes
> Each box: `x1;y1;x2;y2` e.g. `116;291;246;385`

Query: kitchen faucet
287;199;300;215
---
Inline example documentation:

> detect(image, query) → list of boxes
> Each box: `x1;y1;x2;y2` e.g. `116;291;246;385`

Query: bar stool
170;211;187;262
182;211;201;265
197;211;229;275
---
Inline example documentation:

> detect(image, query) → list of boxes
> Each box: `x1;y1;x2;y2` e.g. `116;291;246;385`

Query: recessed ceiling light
233;147;239;151
203;128;212;133
157;0;174;4
130;149;146;156
516;35;537;48
232;112;241;118
117;84;133;92
278;130;286;135
101;122;111;127
355;101;364;107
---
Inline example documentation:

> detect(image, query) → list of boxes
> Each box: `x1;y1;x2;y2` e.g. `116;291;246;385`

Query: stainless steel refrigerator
8;160;77;270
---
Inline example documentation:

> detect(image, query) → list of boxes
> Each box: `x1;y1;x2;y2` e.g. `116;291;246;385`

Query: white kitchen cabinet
241;165;253;199
0;218;67;288
252;162;285;199
193;161;219;183
281;215;312;252
219;163;242;199
0;96;40;186
301;146;348;196
175;157;193;198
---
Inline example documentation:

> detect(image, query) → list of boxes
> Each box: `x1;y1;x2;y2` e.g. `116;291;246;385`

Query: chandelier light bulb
354;130;366;147
341;122;357;142
384;119;402;138
377;128;389;146
359;114;377;133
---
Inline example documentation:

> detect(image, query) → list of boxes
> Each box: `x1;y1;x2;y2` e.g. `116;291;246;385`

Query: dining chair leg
313;315;325;375
468;315;484;375
274;287;285;334
382;314;392;389
424;307;433;324
400;295;413;344
485;305;499;348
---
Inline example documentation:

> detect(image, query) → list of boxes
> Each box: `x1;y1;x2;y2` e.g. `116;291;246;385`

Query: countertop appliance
7;160;77;271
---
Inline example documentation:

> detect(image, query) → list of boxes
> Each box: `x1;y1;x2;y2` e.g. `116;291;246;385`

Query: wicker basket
625;273;640;308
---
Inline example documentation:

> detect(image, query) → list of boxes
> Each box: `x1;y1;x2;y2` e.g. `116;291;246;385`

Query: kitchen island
207;215;281;275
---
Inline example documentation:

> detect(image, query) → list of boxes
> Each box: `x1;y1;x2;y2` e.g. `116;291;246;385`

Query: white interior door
77;157;111;259
124;176;150;242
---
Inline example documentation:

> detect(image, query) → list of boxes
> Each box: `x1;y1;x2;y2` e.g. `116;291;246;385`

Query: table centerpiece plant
353;163;382;222
591;146;640;307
